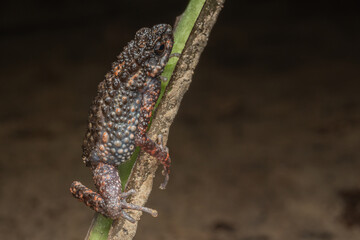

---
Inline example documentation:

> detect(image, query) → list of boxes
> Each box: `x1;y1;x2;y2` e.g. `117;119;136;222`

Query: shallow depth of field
0;1;359;239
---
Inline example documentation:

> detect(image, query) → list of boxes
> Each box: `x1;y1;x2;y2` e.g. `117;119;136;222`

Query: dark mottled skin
70;24;173;222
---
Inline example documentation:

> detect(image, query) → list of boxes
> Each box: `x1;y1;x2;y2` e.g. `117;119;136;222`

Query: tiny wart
70;24;174;223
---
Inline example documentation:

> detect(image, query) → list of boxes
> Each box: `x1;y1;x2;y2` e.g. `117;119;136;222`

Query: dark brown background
1;1;360;239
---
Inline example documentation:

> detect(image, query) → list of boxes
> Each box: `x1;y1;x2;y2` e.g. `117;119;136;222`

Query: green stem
87;0;205;239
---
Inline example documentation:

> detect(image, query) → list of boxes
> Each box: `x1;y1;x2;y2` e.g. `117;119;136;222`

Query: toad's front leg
70;162;157;222
135;78;171;189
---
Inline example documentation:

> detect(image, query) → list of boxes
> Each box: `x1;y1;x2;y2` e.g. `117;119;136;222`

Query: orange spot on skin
102;132;109;143
99;145;105;151
127;73;138;86
115;108;121;115
114;62;124;76
148;68;159;77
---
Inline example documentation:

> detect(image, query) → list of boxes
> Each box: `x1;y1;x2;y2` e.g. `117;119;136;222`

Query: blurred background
1;0;360;239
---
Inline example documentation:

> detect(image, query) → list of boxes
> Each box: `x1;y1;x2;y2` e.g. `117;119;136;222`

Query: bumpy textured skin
70;24;173;222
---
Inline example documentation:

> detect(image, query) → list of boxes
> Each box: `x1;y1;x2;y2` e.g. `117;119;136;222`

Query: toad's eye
154;41;165;55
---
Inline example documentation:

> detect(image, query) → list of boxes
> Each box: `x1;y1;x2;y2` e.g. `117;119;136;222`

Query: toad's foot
70;163;157;222
156;134;171;190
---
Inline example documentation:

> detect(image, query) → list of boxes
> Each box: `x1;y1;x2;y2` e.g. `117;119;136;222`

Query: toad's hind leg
70;162;157;221
70;181;107;216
